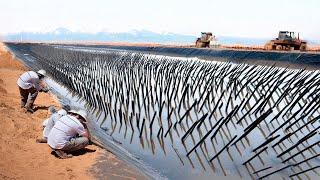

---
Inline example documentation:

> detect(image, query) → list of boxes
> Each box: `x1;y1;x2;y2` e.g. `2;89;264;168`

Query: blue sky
0;0;319;40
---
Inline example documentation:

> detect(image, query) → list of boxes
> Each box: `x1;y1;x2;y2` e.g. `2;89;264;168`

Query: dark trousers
18;86;38;108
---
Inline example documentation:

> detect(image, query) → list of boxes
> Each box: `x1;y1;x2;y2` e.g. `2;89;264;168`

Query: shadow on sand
51;148;96;158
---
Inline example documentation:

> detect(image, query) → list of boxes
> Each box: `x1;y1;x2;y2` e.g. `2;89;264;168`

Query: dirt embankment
0;43;144;180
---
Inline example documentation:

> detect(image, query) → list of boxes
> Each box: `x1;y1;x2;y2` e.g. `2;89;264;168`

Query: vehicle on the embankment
265;31;307;51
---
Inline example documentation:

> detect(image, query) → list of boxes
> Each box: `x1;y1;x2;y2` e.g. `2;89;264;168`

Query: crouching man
47;109;90;159
17;69;49;113
36;106;67;143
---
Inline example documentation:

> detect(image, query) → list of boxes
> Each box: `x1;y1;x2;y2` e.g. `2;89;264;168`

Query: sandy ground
0;43;145;180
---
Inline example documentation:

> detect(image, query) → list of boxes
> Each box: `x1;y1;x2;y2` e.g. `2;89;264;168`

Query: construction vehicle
195;32;213;48
265;31;307;51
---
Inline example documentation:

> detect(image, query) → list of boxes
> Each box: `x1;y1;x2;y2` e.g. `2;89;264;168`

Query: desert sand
0;43;144;180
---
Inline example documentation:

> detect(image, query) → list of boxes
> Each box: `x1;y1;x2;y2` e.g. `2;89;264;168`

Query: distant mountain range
3;27;319;45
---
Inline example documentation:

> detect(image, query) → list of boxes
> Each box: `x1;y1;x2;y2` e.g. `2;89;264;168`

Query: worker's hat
69;109;87;121
57;109;67;116
37;69;46;76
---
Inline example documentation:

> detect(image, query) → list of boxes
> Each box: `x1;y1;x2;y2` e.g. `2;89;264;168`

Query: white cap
57;109;67;116
37;69;46;76
69;109;87;121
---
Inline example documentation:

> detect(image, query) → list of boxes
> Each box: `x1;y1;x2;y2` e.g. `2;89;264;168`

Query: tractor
265;31;307;51
195;32;213;48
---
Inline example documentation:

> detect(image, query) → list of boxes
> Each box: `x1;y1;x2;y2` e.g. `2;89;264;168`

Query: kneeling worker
36;106;67;143
47;109;90;159
17;69;49;113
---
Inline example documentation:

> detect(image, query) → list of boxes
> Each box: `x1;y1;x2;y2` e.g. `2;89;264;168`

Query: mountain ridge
3;28;319;45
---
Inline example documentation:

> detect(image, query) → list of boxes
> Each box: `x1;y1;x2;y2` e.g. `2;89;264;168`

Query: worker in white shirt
17;69;49;113
47;109;90;159
36;106;67;143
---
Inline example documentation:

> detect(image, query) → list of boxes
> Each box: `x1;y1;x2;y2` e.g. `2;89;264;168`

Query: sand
0;43;144;180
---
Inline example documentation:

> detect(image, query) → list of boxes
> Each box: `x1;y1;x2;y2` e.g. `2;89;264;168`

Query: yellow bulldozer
265;31;307;51
195;32;213;48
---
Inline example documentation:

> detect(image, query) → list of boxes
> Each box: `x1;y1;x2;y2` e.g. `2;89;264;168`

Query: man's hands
39;80;50;93
40;87;50;93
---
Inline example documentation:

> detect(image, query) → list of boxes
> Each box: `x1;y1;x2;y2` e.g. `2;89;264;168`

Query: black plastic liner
5;42;320;66
68;44;320;65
